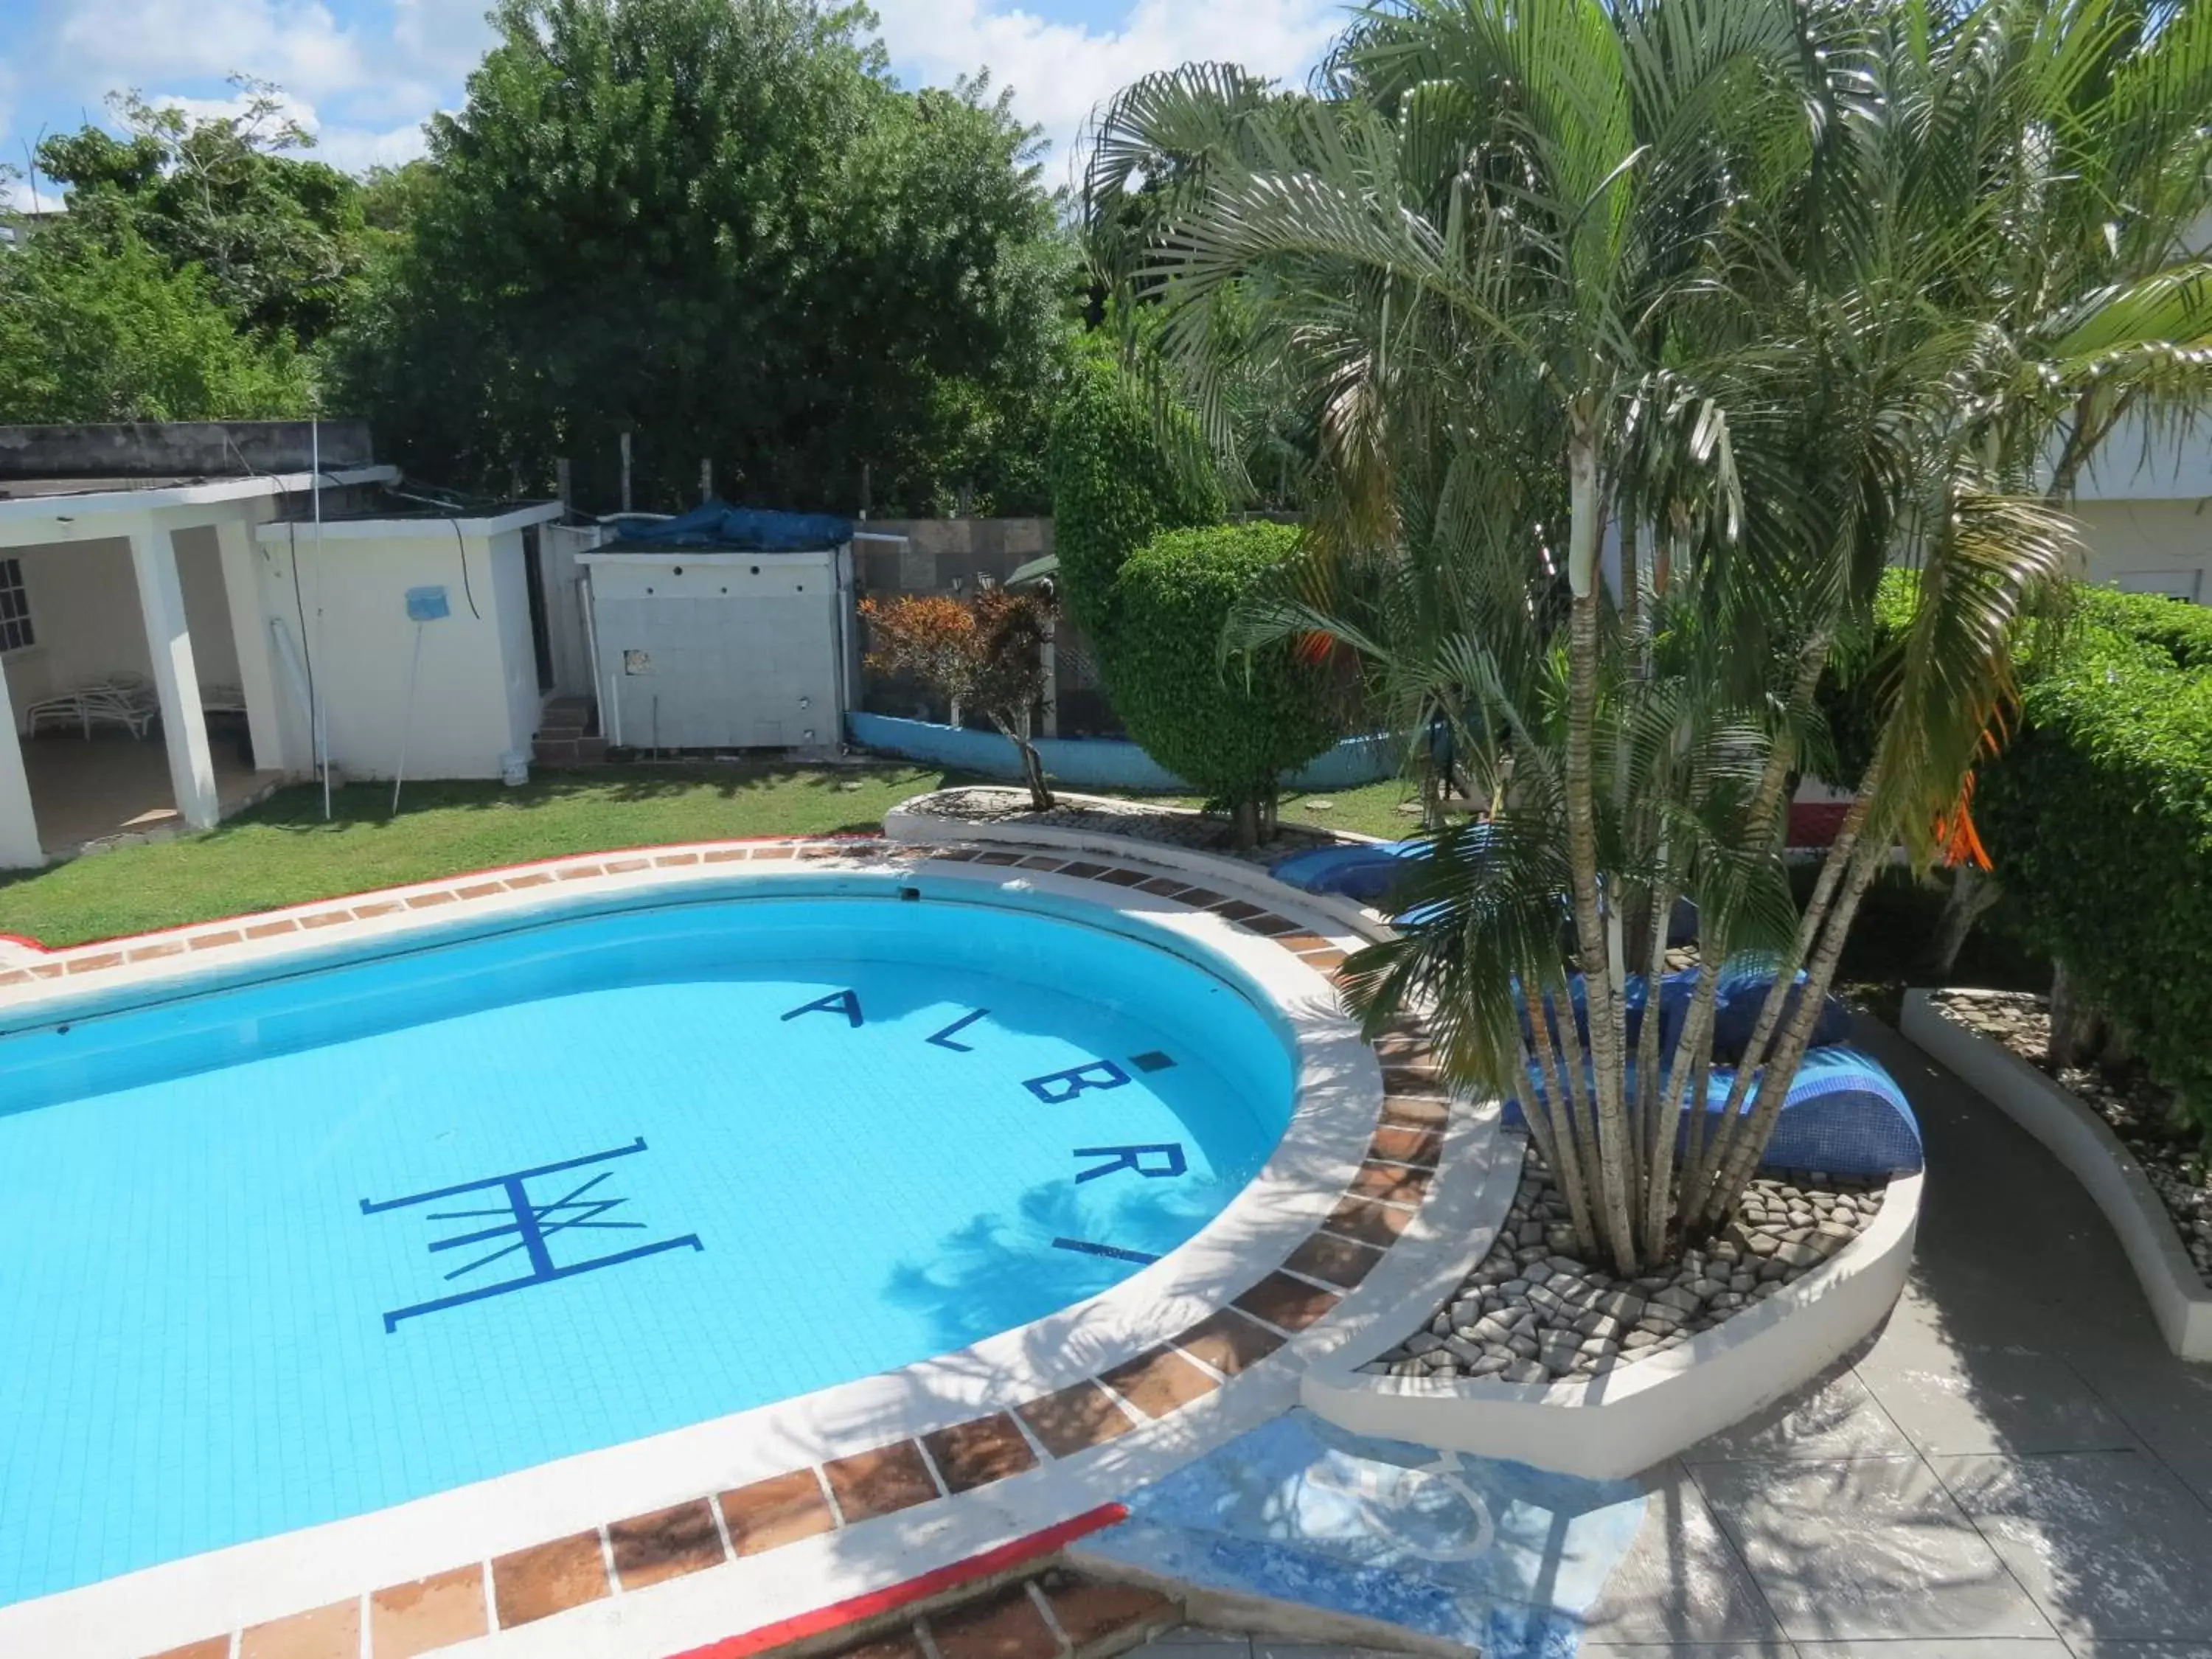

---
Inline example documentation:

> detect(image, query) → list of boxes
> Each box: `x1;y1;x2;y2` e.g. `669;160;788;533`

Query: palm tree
1082;0;2212;1272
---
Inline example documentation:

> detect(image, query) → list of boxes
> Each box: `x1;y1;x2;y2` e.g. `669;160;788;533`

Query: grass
0;763;1427;948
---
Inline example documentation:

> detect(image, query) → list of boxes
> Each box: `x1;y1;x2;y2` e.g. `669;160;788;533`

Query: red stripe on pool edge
664;1504;1130;1659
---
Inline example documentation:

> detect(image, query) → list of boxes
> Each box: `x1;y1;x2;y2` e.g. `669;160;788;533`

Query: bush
1043;344;1224;642
1108;521;1338;838
1975;598;2212;1133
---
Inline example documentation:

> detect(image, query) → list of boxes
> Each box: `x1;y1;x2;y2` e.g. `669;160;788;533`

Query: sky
0;0;1344;210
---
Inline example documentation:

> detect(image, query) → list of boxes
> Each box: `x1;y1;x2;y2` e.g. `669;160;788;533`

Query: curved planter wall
1902;989;2212;1361
848;712;1396;793
1300;1169;1923;1481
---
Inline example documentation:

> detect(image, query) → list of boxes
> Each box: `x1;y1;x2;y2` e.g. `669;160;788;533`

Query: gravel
1930;989;2212;1287
905;786;1354;866
1357;1150;1886;1385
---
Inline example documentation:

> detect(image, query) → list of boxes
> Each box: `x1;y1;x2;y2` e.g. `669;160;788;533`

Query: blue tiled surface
0;896;1293;1607
1088;1412;1647;1659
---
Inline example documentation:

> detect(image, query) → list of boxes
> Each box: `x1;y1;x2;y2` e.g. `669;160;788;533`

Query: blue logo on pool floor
361;1138;703;1332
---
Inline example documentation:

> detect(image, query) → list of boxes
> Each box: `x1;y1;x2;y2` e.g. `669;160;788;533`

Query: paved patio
1134;1015;2212;1659
21;728;278;854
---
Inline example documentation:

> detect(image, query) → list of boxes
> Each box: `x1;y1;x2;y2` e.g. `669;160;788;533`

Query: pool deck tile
1346;1161;1433;1206
501;871;553;888
237;1596;361;1658
609;1498;729;1590
1172;886;1228;907
1039;1577;1178;1648
1368;1125;1444;1167
923;1582;1062;1659
845;1635;932;1659
1380;1096;1451;1130
1096;866;1150;887
1100;1347;1224;1419
1280;1231;1388;1289
368;1565;490;1657
554;863;605;881
720;1468;838;1557
1172;1307;1290;1377
971;850;1025;866
924;1414;1041;1494
824;1440;943;1523
1321;1195;1418;1249
1232;1271;1343;1333
490;1529;613;1628
654;851;700;866
1210;900;1265;922
404;889;457;908
243;919;298;939
1054;860;1107;879
147;1641;232;1659
66;950;125;972
1137;876;1190;897
1018;855;1069;872
1016;1380;1142;1458
189;928;244;948
454;881;507;900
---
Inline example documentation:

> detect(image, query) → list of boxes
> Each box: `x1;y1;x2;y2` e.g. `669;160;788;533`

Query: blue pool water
0;883;1296;1605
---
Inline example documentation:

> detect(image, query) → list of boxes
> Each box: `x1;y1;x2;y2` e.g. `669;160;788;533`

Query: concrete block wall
854;517;1116;733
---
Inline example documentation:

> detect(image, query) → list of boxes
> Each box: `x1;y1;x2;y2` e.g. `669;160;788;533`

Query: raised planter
1298;1164;1922;1480
849;712;1396;793
1902;987;2212;1361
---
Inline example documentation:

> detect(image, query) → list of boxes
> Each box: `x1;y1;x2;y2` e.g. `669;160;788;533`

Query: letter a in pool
782;989;863;1026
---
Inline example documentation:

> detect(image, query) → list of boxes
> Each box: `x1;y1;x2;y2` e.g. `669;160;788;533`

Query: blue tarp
611;500;854;551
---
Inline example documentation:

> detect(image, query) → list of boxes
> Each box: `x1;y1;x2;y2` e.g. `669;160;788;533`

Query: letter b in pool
1023;1059;1131;1104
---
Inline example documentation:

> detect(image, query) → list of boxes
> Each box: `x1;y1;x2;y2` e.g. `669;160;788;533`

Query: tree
1086;0;2212;1272
860;586;1057;808
1110;522;1338;842
327;0;1074;512
0;217;314;421
35;78;375;347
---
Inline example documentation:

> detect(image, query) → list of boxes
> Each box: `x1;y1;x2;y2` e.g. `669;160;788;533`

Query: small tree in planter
861;587;1057;810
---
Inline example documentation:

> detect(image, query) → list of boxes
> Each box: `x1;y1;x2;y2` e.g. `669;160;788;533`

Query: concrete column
0;664;42;869
130;519;220;830
215;518;288;773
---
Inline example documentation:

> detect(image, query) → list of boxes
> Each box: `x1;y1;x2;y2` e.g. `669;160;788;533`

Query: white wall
257;527;539;781
9;538;149;710
2071;498;2212;601
539;523;603;698
173;525;243;692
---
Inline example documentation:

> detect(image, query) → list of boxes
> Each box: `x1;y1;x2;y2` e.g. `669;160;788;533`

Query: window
0;557;32;653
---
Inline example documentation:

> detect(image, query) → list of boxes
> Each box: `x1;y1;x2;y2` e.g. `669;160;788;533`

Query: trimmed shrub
1108;521;1338;837
1976;614;2212;1130
1043;344;1224;642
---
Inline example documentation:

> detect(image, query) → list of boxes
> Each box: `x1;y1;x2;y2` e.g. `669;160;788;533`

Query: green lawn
0;765;1424;948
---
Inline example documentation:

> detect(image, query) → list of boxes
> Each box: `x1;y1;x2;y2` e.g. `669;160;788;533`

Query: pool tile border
0;834;1461;1659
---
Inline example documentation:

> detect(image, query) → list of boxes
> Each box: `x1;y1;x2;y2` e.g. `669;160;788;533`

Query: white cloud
313;117;431;172
54;0;372;105
871;0;1338;184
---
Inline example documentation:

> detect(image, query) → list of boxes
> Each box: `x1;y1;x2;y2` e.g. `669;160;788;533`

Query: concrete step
532;734;609;767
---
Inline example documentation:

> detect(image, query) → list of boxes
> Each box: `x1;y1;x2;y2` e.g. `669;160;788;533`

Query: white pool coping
0;836;1491;1659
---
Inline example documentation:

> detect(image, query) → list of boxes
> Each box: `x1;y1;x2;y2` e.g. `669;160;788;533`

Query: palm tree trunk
1562;417;1637;1273
1523;990;1599;1255
1700;819;1890;1222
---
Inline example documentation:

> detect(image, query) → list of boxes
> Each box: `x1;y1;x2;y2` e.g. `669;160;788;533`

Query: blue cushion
1501;1042;1921;1178
1267;839;1432;905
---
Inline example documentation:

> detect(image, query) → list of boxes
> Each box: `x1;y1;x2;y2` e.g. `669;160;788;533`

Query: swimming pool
0;880;1298;1607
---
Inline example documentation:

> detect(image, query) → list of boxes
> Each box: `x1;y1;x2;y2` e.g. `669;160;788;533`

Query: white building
0;422;562;869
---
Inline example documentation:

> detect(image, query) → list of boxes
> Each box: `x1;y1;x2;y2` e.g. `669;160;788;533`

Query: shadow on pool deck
1561;1015;2212;1658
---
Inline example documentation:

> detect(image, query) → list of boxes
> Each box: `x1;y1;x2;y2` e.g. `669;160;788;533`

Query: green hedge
1108;521;1338;816
1818;574;2212;1130
1972;594;2212;1130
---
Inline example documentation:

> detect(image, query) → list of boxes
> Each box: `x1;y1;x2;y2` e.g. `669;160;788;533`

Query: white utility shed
579;544;854;754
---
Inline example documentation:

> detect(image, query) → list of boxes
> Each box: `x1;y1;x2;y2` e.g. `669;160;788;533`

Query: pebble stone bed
911;785;1349;866
1361;1150;1885;1384
1930;989;2212;1287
